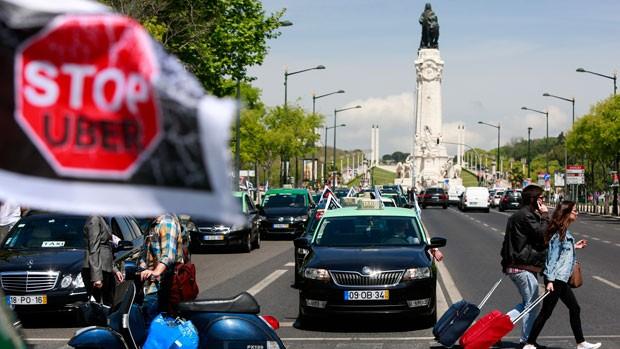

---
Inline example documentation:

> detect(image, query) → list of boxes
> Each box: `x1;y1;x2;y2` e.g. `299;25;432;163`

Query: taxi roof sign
357;199;383;210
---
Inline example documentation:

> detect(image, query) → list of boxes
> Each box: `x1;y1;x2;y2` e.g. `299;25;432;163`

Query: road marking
281;321;295;327
582;234;590;238
284;262;295;267
593;276;620;289
436;258;463;304
25;338;70;341
491;227;499;232
603;240;611;244
436;275;449;316
483;223;489;227
246;269;288;296
615;243;620;248
592;237;600;241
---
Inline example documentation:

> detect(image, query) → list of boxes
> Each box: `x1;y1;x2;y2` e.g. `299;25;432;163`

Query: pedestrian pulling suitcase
433;277;503;348
459;291;550;349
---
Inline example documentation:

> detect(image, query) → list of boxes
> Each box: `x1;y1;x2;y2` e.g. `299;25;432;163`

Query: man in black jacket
501;185;549;346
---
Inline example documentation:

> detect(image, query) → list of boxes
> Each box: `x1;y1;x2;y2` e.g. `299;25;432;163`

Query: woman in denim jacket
524;201;601;349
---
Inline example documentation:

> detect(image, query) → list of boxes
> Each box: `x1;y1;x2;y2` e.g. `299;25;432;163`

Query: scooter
68;277;285;349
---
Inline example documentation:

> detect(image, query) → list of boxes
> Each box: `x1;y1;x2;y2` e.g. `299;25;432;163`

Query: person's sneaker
521;342;547;349
577;341;602;349
523;344;537;349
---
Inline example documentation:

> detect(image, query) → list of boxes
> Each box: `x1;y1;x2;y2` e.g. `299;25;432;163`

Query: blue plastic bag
143;314;199;349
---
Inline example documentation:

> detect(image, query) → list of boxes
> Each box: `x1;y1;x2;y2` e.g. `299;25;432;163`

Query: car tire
485;208;490;213
422;205;427;209
499;206;505;212
297;295;311;329
420;309;437;329
241;232;252;253
252;231;261;249
442;204;448;209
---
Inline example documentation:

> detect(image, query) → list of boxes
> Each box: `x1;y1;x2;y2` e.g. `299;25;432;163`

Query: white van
459;187;490;212
448;185;465;205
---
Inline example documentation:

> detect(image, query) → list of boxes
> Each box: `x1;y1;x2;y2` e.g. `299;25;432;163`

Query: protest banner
0;1;239;223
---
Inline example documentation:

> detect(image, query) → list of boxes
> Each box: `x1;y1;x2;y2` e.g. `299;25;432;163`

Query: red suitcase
460;291;549;349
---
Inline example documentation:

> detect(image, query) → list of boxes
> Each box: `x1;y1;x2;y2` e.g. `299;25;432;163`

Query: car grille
330;270;404;287
0;271;59;293
198;226;230;233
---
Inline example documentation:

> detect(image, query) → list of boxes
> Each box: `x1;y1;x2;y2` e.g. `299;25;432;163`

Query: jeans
527;280;584;344
508;271;540;342
142;293;159;330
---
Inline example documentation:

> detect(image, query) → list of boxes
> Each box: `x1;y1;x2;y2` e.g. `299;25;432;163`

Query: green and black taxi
259;188;314;237
294;198;446;326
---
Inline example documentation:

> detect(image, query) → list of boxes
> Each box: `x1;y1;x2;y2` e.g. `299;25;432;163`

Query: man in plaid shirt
140;213;184;326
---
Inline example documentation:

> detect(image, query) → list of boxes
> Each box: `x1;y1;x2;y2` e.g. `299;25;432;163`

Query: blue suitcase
433;277;503;348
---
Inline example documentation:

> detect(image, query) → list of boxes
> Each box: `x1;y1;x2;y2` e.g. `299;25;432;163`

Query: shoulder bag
568;261;582;288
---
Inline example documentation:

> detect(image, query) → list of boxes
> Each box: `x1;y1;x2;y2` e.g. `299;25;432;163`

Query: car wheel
499;206;505;212
442;204;448;209
419;309;437;329
422;205;427;209
485;208;490;213
241;232;252;253
252;231;261;249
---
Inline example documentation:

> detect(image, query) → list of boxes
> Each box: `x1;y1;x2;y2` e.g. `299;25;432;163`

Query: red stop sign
15;15;161;179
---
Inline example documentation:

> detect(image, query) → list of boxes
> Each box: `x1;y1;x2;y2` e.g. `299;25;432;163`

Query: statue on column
419;3;439;49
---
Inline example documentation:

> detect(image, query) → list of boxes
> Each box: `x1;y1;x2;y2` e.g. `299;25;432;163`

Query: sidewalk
572;202;620;219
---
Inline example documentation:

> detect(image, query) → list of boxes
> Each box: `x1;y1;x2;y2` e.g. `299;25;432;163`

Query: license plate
344;290;389;301
273;224;289;229
7;295;47;305
204;235;224;241
470;202;478;205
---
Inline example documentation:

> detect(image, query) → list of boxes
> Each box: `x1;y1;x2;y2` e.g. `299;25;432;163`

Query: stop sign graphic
15;15;162;179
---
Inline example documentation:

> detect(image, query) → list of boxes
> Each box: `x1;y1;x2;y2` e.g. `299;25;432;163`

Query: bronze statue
419;3;439;49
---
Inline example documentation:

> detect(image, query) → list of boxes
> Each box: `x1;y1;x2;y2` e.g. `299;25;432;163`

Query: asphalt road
22;208;620;349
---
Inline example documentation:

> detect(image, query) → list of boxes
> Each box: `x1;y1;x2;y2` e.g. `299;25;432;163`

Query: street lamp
477;121;501;180
281;64;324;185
333;105;362;175
527;127;532;180
521;106;549;175
313;90;345;184
324;124;346;183
576;67;617;96
543;92;575;198
577;67;619;215
284;65;326;106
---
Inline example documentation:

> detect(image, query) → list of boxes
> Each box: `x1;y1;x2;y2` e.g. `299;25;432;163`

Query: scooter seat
178;292;260;314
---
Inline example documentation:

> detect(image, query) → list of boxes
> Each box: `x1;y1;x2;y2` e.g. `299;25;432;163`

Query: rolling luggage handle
512;291;550;324
477;277;504;309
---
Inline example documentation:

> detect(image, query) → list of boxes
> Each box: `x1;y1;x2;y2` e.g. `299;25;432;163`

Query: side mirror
294;237;311;249
115;240;134;251
427;237;447;249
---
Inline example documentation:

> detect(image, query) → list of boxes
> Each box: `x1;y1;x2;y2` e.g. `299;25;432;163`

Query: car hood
0;249;84;273
307;246;431;271
262;207;307;217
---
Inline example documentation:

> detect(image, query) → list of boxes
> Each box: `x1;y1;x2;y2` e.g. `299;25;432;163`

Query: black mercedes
0;213;143;318
294;205;446;327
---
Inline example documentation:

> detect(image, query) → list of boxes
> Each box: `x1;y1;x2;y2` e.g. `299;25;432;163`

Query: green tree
101;0;285;96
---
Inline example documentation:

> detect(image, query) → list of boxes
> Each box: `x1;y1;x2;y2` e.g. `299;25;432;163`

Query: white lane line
25;338;70;341
592;237;601;241
593;276;620;289
284;262;295;267
246;269;288;296
483;223;489;227
582;234;591;238
436;258;463;304
280;321;295;327
436;275;449;316
603;240;611;244
491;227;499;232
615;243;620;248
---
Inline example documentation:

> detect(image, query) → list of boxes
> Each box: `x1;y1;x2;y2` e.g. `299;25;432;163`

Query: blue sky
249;1;620;156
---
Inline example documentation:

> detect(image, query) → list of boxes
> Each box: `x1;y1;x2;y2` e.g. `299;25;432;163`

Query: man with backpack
140;214;184;327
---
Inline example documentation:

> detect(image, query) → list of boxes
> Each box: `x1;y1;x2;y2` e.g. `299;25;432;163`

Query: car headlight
402;267;431;280
230;224;244;231
303;268;330;281
60;275;73;288
73;273;85;288
294;215;308;222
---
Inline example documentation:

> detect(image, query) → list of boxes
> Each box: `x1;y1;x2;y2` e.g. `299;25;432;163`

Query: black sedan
190;191;261;252
419;187;448;209
0;213;143;318
294;206;446;327
498;189;522;211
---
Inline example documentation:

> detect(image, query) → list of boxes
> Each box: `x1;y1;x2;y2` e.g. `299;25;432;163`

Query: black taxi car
294;199;446;327
0;213;143;318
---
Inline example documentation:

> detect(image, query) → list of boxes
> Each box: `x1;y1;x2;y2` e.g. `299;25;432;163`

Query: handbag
143;314;198;349
168;262;199;311
568;261;582;288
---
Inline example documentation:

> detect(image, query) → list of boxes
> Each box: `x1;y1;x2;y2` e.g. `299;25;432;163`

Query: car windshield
314;216;423;247
426;188;444;194
264;194;306;208
3;216;87;249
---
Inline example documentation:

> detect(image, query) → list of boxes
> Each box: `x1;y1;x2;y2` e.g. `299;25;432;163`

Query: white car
492;190;504;207
459;187;490;212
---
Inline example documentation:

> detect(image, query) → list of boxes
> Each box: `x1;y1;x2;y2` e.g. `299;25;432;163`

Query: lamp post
477;121;500;180
521;107;549;175
313;90;345;184
543;92;575;199
576;67;617;96
324;124;346;184
333;105;362;178
577;67;619;215
281;64;324;185
527;127;532;180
